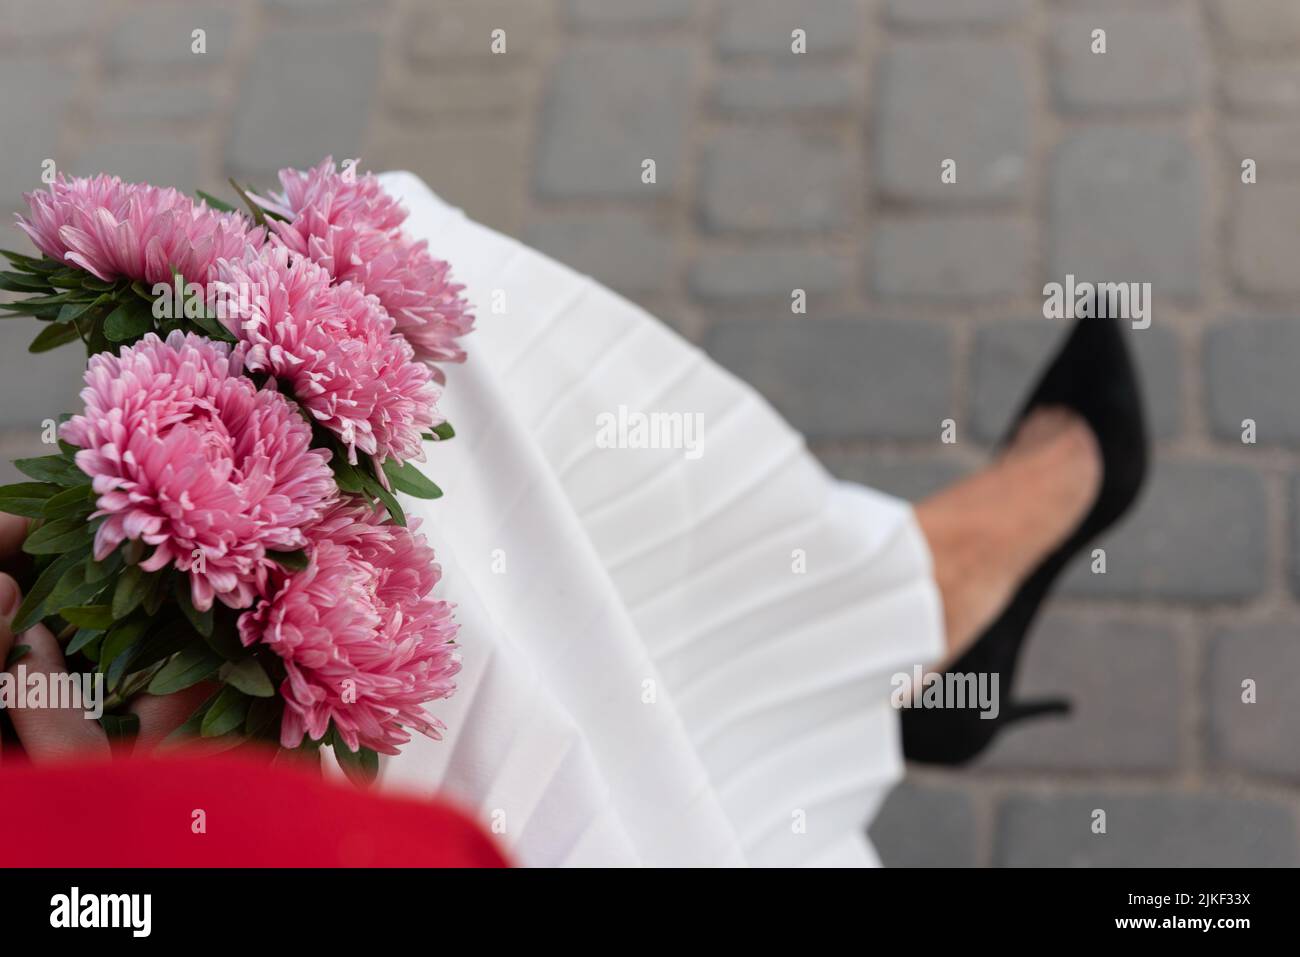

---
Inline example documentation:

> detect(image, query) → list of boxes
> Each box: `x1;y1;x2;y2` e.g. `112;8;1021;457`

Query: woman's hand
0;511;209;763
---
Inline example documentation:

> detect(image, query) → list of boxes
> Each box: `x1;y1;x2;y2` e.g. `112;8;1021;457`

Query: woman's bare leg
915;407;1102;666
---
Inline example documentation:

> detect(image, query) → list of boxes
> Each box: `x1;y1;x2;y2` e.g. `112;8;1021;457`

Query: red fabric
0;751;509;867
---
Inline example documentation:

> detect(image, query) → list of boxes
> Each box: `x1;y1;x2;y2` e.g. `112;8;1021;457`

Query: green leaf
22;516;92;554
202;609;247;661
19;290;76;307
5;644;30;668
173;576;213;637
10;547;88;631
329;457;366;494
148;644;223;695
60;604;114;629
430;421;455;441
266;548;309;571
163;688;222;744
185;309;237;343
99;616;150;684
14;454;86;487
41;484;93;521
373;482;405;525
228;178;287;225
100;712;140;742
223;656;275;698
103;301;153;342
43;548;105;616
244;694;283;741
200;685;251;737
195;190;237;213
335;740;381;786
128;619;195;673
28;320;82;353
0;481;62;518
66;627;102;656
46;269;86;289
382;459;443;500
85;550;124;584
111;564;149;619
0;249;49;271
57;298;100;326
0;270;52;291
141;567;170;615
78;633;105;663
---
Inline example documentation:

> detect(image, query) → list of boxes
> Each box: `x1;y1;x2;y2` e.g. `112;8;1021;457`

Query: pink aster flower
238;500;460;755
211;245;440;466
60;331;335;612
18;174;261;285
258;159;474;367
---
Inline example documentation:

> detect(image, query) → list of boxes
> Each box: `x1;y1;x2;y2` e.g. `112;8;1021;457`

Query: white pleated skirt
375;172;946;867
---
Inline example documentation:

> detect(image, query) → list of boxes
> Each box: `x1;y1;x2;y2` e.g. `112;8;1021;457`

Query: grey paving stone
0;0;98;46
106;7;234;70
0;322;88;430
689;246;852;305
388;69;531;117
1049;128;1202;301
1229;185;1300;297
981;613;1185;772
1050;9;1207;113
226;30;381;178
1294;476;1300;598
0;60;77;214
1223;122;1300;177
407;1;548;64
996;792;1300;866
716;0;859;58
705;319;953;440
263;0;389;14
712;64;859;116
819;453;963;502
95;83;215;125
534;42;693;199
1221;63;1300;115
1205;321;1300;445
868;780;978;868
72;141;199;193
524;213;675;299
875;40;1031;204
1060;461;1268;603
872;216;1030;302
698;129;853;233
567;0;692;27
885;0;1028;28
1207;0;1300;54
371;124;528;236
1208;622;1300;782
970;320;1182;442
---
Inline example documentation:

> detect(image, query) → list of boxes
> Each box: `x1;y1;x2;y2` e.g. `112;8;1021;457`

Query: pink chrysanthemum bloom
211;246;440;466
257;159;474;367
239;501;460;754
18;174;261;285
60;331;335;612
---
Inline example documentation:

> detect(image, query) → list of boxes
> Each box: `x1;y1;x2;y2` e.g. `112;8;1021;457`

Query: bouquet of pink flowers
0;160;473;780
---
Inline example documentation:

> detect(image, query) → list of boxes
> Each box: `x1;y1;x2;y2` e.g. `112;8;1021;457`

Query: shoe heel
1005;697;1071;725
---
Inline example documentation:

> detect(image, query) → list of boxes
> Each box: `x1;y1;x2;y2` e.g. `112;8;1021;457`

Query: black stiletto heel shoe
901;307;1149;765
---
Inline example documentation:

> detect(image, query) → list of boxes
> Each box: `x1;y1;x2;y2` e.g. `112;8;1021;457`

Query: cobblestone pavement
2;0;1299;866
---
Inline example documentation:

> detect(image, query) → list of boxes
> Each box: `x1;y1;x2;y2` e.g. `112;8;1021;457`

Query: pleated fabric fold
377;172;946;867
